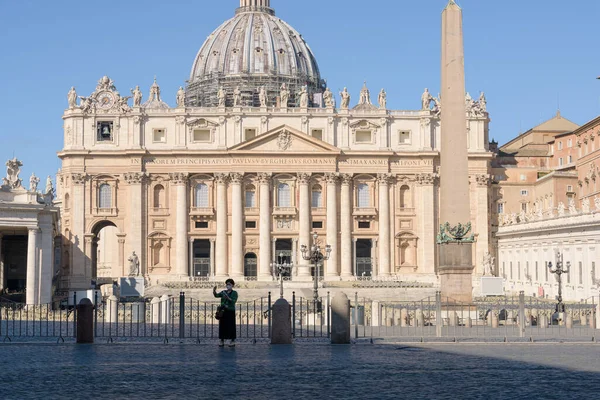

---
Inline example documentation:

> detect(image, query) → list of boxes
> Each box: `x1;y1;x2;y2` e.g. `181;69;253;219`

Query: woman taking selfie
213;279;238;347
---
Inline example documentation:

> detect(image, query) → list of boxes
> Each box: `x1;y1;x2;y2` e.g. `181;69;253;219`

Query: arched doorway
91;221;119;282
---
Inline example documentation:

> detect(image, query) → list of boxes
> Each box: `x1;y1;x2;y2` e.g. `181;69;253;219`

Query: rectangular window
559;158;564;166
518;262;521;280
358;221;370;229
193;129;211;142
497;203;504;214
277;183;291;207
510;262;513;280
245;191;256;208
153;129;166;143
311;129;323;141
355;130;372;143
195;221;209;229
567;139;572;148
502;262;505;278
244;128;257;141
535;261;539;281
311;191;322;208
567;185;573;192
593;262;596;282
520;190;528;196
545;261;549;282
521;203;527;212
568;155;573;164
312;221;323;229
558;141;563;150
97;121;113;142
357;184;370;208
399;131;411;145
520;174;526;182
579;262;583;285
245;221;256;229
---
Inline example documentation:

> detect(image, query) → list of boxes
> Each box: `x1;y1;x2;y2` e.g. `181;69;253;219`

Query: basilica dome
186;0;325;108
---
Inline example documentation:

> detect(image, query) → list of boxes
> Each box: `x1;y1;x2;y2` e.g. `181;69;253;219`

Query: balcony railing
191;207;214;216
353;207;377;217
273;207;297;216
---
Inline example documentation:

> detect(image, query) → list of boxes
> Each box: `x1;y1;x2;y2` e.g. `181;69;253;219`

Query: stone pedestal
76;298;94;344
480;276;504;296
438;243;474;303
120;277;145;297
331;292;351;344
271;298;292;344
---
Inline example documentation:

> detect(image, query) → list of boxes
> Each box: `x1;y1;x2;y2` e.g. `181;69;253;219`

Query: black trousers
219;309;236;340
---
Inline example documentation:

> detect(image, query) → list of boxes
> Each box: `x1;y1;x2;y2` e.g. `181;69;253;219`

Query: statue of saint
378;89;387;110
582;197;591;213
176;87;186;108
280;84;289;108
233;86;241;106
131;86;143;106
29;173;40;192
478;92;487;113
128;251;140;276
118;96;131;113
323;87;334;108
340;87;350;109
67;87;78;109
557;202;566;217
78;96;95;113
45;176;54;196
298;85;308;108
568;198;577;214
217;86;226;107
465;92;474;113
421;88;433;110
259;86;267;107
482;252;495;276
431;95;441;116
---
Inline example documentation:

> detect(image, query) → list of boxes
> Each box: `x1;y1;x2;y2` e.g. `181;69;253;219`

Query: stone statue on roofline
421;88;433;110
233;86;242;106
259;86;268;107
3;158;23;189
67;87;78;109
378;89;387;110
298;85;308;108
131;86;143;106
323;87;334;108
176;87;186;108
279;84;289;108
29;173;40;192
217;86;226;107
340;87;350;109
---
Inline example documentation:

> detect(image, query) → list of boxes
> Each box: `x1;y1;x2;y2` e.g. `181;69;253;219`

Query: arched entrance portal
91;221;119;283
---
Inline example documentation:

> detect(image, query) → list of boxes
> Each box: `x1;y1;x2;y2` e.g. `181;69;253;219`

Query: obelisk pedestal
438;243;473;303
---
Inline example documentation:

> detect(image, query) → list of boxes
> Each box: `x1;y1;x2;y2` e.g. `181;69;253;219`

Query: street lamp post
270;252;294;299
548;251;571;313
300;232;332;311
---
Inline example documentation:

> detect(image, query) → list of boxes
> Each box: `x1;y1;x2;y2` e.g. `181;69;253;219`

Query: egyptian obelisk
438;0;475;303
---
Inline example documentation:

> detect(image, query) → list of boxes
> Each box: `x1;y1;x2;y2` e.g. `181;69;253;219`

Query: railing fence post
179;292;185;339
519;291;525;338
435;291;442;338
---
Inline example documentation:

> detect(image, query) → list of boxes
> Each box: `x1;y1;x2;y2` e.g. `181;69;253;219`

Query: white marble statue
378;89;387;110
128;251;140;276
359;82;371;105
131;86;143;106
519;210;527;223
298;85;308;108
340;87;350;109
557;202;566;217
176;87;186;107
117;96;131;113
279;84;289;108
323;87;334;108
482;252;495;276
478;92;487;113
465;92;474;113
421;88;433;110
582;198;591;213
233;86;241;106
78;96;95;113
3;158;23;188
432;95;441;116
67;87;78;109
568;198;577;214
45;176;54;196
259;86;267;107
217;86;226;107
29;173;40;192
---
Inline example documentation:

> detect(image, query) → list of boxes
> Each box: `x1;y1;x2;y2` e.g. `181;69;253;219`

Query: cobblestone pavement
1;343;599;399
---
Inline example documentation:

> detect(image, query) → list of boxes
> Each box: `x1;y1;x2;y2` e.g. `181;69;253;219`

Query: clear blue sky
1;0;599;181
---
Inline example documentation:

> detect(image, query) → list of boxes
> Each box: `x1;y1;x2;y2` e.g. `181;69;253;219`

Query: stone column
340;174;353;278
117;234;126;276
0;233;4;292
210;238;216;278
70;173;87;288
325;173;339;278
372;239;378;277
258;173;272;279
26;228;39;305
475;174;492;275
353;238;358;276
230;173;244;278
38;215;54;304
215;173;229;279
378;174;392;277
124;172;145;276
416;173;438;275
170;173;189;277
188;238;194;277
297;173;312;278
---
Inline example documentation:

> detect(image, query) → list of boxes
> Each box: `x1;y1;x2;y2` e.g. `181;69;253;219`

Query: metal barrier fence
351;291;600;342
291;292;330;340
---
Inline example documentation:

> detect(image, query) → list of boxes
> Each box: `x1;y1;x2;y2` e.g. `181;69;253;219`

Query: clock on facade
97;91;115;109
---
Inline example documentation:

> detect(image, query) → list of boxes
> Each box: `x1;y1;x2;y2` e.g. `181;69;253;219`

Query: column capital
257;172;272;185
376;173;393;185
297;173;312;185
28;227;40;234
415;173;439;186
124;172;148;185
215;173;230;185
324;172;339;184
340;173;353;185
169;172;189;185
229;172;244;185
475;174;492;187
71;173;89;185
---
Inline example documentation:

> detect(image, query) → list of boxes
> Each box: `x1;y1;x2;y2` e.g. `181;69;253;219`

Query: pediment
229;125;341;154
187;118;219;131
349;119;381;131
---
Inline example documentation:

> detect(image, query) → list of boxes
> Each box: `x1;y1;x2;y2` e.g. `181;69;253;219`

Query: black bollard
77;298;94;344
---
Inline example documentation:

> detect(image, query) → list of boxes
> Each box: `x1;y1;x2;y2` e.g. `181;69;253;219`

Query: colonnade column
325;173;339;278
70;173;87;287
340;174;353;278
38;215;54;304
297;173;312;278
26;228;39;305
215;173;229;279
378;174;392;277
0;233;4;292
117;235;126;276
188;238;194;277
230;173;244;278
170;172;189;277
258;173;272;279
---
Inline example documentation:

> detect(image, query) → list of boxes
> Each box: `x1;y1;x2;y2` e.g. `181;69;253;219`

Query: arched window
64;193;70;210
153;185;165;208
245;184;256;208
277;183;291;207
311;185;322;208
153;243;163;266
98;184;112;209
399;185;411;208
195;183;209;207
357;184;370;208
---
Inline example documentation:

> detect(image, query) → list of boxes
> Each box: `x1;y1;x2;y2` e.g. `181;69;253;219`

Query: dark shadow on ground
0;343;598;399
